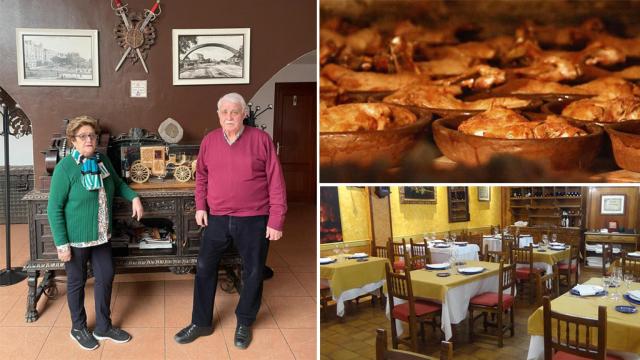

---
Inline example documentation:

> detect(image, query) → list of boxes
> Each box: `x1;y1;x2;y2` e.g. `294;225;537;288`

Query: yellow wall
337;186;372;242
390;186;501;238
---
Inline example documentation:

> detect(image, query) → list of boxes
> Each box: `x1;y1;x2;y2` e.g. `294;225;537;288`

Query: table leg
25;270;39;322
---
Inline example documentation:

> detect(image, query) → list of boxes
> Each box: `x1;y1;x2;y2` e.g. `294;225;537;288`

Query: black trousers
192;214;269;327
64;242;114;332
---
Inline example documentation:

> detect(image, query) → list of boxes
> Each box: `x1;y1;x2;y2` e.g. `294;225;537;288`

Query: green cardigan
47;153;138;247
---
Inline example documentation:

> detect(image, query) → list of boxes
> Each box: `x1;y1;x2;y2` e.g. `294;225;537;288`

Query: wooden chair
501;236;515;263
375;244;390;260
385;263;442;352
542;296;622;360
558;246;579;289
536;264;559;307
409;238;431;270
468;261;516;347
467;233;484;257
622;252;640;281
511;245;542;304
389;238;408;273
320;283;332;322
482;243;504;263
375;329;453;360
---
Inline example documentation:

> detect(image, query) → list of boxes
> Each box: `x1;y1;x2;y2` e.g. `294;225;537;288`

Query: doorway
273;82;316;203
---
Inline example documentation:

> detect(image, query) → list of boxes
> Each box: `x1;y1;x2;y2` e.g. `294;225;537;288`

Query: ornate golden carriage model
128;145;197;184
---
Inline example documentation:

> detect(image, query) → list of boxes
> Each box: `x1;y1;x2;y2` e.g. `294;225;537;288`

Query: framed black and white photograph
399;186;437;204
16;28;99;86
477;186;491;202
601;195;625;215
172;28;250;85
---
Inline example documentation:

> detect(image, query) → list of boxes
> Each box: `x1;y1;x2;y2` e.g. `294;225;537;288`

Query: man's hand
131;197;144;221
266;226;283;241
195;210;208;227
57;248;71;262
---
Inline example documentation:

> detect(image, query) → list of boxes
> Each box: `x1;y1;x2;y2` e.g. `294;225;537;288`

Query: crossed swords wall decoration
111;0;161;73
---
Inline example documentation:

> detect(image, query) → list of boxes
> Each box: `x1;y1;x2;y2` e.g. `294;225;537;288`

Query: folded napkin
628;290;640;301
572;284;603;296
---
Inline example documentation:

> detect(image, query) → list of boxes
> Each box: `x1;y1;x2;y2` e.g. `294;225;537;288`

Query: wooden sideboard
584;231;639;271
22;189;242;322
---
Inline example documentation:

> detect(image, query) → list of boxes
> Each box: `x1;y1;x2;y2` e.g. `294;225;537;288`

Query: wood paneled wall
586;187;640;231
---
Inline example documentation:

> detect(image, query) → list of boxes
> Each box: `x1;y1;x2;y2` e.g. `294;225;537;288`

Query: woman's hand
57;248;71;262
131;197;144;221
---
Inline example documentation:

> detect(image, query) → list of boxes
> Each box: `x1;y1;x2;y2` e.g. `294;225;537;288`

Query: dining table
320;256;389;317
386;260;502;340
482;234;534;252
527;277;640;360
527;245;572;275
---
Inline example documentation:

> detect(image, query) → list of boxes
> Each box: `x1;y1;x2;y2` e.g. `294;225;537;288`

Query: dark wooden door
273;82;316;203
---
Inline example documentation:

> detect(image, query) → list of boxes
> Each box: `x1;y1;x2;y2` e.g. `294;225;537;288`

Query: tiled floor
0;201;317;360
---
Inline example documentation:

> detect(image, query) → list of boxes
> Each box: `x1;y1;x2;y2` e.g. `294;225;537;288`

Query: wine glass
610;270;622;301
624;273;634;293
542;234;549;247
333;243;342;261
451;233;457;243
551;233;558;244
602;276;611;298
343;242;351;257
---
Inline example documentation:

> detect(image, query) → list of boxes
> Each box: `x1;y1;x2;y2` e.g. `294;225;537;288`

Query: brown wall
586;187;640;232
0;0;316;178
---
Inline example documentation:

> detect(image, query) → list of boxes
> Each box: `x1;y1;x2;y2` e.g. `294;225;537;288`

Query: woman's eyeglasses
75;134;98;141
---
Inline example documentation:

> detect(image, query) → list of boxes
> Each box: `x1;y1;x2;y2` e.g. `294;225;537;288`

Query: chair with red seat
536;264;559;306
558;246;579;289
388;238;408;273
385;262;442;352
511;244;542;304
320;282;332;322
409;238;431;271
468;261;516;347
542;296;623;360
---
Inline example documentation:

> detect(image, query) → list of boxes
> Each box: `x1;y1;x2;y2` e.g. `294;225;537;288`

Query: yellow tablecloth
532;246;571;265
409;261;501;302
528;277;640;354
320;256;389;299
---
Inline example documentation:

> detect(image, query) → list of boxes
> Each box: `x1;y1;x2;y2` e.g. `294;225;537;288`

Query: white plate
430;240;445;243
454;241;468;245
549;242;564;247
549;246;566;250
320;257;335;264
628;290;640;301
349;253;368;259
458;267;484;274
628;252;640;257
426;263;450;270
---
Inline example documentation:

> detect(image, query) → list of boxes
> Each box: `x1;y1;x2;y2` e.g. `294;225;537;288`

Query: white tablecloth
320;278;385;317
527;336;639;360
429;244;480;264
386;274;502;340
483;235;533;252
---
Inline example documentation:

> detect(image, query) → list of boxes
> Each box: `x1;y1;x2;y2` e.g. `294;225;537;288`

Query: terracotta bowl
605;121;640;172
393;98;544;119
337;91;391;104
320;107;432;168
432;115;604;171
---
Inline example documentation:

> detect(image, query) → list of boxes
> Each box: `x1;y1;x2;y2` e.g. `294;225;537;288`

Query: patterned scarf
71;149;109;191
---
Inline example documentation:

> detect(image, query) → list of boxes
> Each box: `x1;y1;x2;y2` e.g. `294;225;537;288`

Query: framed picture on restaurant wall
477;186;491;201
16;28;99;86
601;195;625;215
399;186;436;204
320;187;343;244
172;28;250;85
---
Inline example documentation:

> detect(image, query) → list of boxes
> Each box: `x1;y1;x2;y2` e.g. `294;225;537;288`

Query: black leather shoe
234;324;252;349
174;324;213;344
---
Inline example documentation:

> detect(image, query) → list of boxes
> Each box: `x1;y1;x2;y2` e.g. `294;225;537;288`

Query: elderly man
174;93;287;349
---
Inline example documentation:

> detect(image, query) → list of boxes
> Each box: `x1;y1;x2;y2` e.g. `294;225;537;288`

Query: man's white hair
217;92;248;115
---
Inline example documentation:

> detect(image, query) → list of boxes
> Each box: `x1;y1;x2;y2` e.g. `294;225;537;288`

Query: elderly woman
47;116;144;351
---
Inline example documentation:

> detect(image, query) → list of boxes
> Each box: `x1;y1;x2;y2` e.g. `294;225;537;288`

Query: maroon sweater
195;126;287;230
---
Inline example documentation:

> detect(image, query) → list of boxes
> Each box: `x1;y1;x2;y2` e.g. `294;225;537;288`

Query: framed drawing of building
172;28;250;85
16;28;99;86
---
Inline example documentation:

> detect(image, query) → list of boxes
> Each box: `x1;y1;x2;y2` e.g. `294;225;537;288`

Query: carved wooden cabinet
23;189;241;322
447;186;469;223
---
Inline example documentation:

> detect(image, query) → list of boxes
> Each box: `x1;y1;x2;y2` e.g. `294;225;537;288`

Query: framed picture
601;195;625;215
477;186;491;201
172;28;250;85
16;28;99;86
399;186;436;204
320;187;343;244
